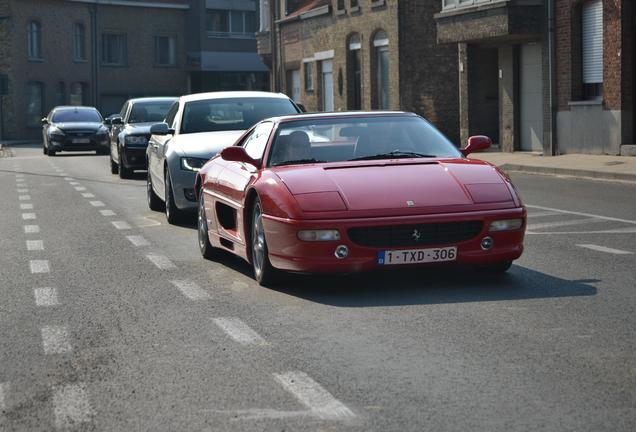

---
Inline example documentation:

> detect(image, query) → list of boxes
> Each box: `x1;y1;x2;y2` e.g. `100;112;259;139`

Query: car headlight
49;128;65;141
489;218;524;232
297;229;341;242
125;135;148;145
180;157;208;172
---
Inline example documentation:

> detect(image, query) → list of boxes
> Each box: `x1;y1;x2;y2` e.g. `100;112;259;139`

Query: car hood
123;122;155;135
272;159;517;214
171;130;245;158
53;122;105;132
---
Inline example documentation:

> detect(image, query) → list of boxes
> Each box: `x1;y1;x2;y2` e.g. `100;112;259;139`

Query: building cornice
66;0;190;10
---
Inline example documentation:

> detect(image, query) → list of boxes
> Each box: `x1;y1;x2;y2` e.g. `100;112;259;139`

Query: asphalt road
1;144;635;431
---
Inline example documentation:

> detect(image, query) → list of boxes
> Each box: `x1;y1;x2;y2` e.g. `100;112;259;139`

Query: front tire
198;192;218;260
48;149;56;157
251;197;279;286
164;169;184;224
118;151;132;179
43;144;47;155
147;171;164;212
110;155;119;174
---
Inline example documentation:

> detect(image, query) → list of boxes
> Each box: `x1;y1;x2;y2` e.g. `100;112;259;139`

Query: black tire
250;197;280;286
146;171;164;212
97;148;109;155
110;155;119;174
484;261;513;273
164;169;184;224
48;149;56;157
43;145;47;155
197;192;219;260
118;151;132;179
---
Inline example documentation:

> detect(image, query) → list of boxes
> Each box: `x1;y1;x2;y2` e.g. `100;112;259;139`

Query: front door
520;43;544;152
321;60;334;112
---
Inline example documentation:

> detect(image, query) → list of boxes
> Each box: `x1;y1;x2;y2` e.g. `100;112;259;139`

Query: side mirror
150;122;174;136
461;135;492;157
111;116;123;125
296;103;306;113
220;146;258;166
41;118;49;125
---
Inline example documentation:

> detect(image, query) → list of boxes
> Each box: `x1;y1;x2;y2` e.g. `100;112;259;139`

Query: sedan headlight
297;229;341;242
180;157;208;172
49;128;65;141
125;135;148;145
489;218;524;232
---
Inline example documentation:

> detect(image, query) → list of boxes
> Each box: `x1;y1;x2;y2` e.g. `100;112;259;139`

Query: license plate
378;246;457;265
72;138;90;144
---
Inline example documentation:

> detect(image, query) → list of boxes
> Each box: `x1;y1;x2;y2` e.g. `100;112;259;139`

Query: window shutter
582;0;603;84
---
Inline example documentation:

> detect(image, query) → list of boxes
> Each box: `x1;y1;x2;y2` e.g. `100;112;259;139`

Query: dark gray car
41;106;109;156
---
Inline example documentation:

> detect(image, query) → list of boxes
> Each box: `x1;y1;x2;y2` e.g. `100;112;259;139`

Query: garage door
520;43;544;152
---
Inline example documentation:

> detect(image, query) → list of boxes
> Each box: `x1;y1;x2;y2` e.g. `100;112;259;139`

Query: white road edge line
212;317;267;345
576;244;633;255
24;225;40;234
30;260;50;273
26;240;44;251
41;326;72;354
111;220;131;230
273;371;355;420
146;254;176;270
34;288;60;307
526;217;604;231
126;235;150;247
52;383;94;429
526;204;636;225
527;228;636;235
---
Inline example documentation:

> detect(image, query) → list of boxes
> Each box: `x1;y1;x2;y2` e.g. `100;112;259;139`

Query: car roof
52;106;99;112
267;111;417;124
128;97;178;104
178;91;292;103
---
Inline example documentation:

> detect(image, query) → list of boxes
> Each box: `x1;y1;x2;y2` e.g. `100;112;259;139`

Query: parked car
146;91;301;224
103;113;119;131
109;97;177;178
194;111;527;286
41;106;109;156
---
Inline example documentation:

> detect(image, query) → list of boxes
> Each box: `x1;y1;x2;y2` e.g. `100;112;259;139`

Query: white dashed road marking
24;225;40;234
22;212;36;220
64;177;74;181
526;217;604;231
89;200;105;207
134;217;161;227
26;240;44;251
526;204;636;225
74;186;86;191
52;384;94;429
18;195;31;201
34;288;60;307
111;220;131;230
146;254;176;270
81;193;95;198
30;260;50;273
41;326;72;354
100;210;116;217
126;235;150;247
20;203;34;210
212;317;267;345
576;244;633;255
0;382;8;410
17;188;28;193
171;280;210;300
273;372;356;420
69;182;80;185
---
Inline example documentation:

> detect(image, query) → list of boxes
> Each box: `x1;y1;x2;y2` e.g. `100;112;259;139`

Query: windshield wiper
272;158;324;167
348;151;438;161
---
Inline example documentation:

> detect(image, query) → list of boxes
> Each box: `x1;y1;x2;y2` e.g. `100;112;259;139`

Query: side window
164;102;179;128
119;102;128;118
243;122;274;160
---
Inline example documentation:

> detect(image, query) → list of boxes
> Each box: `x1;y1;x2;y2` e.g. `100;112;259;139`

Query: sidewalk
471;152;636;183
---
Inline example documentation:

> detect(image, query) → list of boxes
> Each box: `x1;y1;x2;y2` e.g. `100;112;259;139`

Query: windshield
180;97;298;134
52;109;103;123
268;116;461;167
129;101;175;123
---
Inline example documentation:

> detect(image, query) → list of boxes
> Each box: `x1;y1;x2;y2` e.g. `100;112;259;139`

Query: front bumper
262;207;526;273
169;166;198;211
121;146;148;170
50;136;109;152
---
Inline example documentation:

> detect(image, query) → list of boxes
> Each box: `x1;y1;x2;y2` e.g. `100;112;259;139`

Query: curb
499;163;636;183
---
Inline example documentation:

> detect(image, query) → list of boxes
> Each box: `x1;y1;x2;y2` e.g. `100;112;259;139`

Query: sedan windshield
52;109;102;123
129;101;175;123
180;97;298;134
268;115;462;167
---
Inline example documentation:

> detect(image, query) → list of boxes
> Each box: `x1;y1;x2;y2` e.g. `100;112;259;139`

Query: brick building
435;0;635;155
257;0;460;143
0;0;270;141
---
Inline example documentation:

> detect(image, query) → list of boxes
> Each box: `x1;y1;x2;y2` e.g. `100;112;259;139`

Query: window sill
349;6;360;14
568;99;603;106
370;0;385;8
101;63;128;68
27;57;43;63
335;8;346;16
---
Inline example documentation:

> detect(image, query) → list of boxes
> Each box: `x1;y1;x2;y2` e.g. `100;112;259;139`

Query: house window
155;36;176;66
27;21;41;60
347;34;362;110
102;33;127;65
304;61;314;92
26;82;44;127
581;0;603;100
207;9;256;37
336;0;345;11
350;0;359;8
259;0;270;32
70;82;88;105
373;30;390;109
55;82;66;106
73;23;86;61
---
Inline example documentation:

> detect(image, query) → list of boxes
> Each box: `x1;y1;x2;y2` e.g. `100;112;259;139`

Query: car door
42;111;51;147
149;101;179;196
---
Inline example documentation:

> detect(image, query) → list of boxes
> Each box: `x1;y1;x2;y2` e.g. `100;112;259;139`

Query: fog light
489;218;523;232
481;236;494;250
183;188;196;202
334;245;349;259
298;229;340;242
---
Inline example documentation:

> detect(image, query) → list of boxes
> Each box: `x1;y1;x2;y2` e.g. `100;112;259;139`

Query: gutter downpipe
89;2;99;108
548;0;557;155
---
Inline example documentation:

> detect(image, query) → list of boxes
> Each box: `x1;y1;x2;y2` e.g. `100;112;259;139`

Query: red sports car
195;112;526;286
